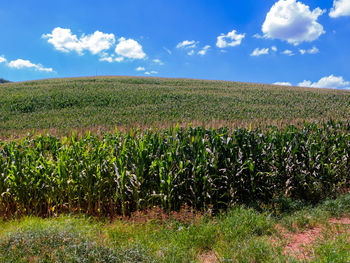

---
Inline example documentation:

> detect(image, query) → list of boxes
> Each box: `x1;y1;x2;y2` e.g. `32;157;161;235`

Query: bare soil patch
198;251;219;263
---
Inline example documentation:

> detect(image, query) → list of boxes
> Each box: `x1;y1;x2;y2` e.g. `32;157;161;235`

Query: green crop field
1;76;349;262
0;76;349;138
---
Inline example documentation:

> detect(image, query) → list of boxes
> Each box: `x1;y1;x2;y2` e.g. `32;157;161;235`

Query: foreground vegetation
0;77;349;138
0;121;349;217
0;194;349;262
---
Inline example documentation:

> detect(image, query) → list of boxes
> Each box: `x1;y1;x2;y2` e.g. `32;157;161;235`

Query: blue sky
0;0;349;89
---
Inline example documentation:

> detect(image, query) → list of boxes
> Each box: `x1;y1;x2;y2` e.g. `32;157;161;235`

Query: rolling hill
0;76;349;138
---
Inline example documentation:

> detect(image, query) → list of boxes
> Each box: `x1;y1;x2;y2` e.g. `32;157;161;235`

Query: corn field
0;121;349;217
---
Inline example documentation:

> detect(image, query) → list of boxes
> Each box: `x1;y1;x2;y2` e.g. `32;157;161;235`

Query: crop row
0;121;349;217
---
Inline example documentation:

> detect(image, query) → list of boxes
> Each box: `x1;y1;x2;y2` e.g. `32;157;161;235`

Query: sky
0;0;350;89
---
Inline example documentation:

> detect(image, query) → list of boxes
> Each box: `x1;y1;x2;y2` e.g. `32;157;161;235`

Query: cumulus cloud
298;75;350;89
198;45;211;56
8;59;53;72
274;82;292;86
271;46;278;52
0;56;6;63
115;37;146;59
216;30;245;48
330;0;350;18
153;59;164;65
43;27;115;55
136;66;145;71
262;0;325;45
299;46;319;55
250;48;269;56
282;49;294;56
176;40;198;49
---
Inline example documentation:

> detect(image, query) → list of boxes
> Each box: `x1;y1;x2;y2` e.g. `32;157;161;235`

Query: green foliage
0;225;154;263
0;77;349;137
0;121;349;217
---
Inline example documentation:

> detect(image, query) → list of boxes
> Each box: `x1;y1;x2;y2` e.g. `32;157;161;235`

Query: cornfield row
0;121;349;217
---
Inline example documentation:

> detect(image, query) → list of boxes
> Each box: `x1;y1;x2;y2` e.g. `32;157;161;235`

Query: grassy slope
0;194;349;262
0;76;349;138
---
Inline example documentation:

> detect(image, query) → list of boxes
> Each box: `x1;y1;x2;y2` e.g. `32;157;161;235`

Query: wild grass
0;194;349;262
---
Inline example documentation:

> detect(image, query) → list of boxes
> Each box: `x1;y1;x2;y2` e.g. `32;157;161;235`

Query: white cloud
198;45;211;56
176;40;198;49
271;46;278;52
99;57;114;63
80;31;116;55
144;70;158;75
299;46;319;55
282;49;294;56
274;82;292;86
250;48;269;56
0;56;6;63
115;57;124;62
115;37;146;59
216;30;245;48
136;66;145;71
99;55;124;63
330;0;350;18
153;59;164;65
298;75;350;89
43;27;115;55
298;80;313;87
187;50;195;56
8;59;53;72
262;0;325;45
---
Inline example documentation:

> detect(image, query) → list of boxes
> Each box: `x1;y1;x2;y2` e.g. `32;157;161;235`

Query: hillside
0;78;10;84
0;76;349;138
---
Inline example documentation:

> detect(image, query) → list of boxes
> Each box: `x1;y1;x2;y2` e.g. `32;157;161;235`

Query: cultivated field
0;76;349;138
0;76;349;262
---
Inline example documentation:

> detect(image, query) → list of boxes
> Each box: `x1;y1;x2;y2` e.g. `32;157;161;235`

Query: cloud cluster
176;40;198;49
8;59;53;72
43;27;146;62
262;0;325;45
282;49;294;56
176;41;211;56
330;0;350;18
250;48;269;57
299;46;319;55
216;30;245;48
0;55;53;72
144;71;158;75
298;75;350;89
42;27;115;55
